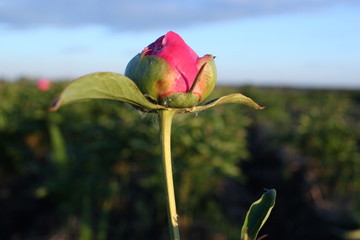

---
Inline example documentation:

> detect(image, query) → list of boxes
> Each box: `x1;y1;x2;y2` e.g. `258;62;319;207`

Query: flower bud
125;31;217;108
37;78;51;91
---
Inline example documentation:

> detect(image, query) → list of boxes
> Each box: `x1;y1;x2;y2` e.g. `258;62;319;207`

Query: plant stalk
158;110;180;240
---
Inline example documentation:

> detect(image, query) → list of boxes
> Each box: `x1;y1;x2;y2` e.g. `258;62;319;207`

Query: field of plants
1;78;360;240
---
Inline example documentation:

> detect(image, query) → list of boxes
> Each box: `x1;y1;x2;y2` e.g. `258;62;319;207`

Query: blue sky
1;0;360;88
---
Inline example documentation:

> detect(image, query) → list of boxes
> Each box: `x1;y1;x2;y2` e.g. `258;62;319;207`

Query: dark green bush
1;79;359;240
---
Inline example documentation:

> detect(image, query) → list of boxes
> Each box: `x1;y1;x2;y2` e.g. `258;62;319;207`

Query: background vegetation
1;79;359;240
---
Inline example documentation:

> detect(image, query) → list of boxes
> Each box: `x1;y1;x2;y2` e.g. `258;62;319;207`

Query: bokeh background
1;1;360;239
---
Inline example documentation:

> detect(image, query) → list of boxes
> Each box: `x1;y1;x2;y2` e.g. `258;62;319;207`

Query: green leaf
50;72;166;111
180;93;264;113
241;189;276;240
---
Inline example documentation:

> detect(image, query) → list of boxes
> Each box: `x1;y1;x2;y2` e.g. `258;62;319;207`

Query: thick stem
158;110;180;240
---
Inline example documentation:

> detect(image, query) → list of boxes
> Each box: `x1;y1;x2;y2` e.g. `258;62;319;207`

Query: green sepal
241;189;276;240
50;72;166;112
175;93;265;114
125;54;174;100
195;55;217;101
160;92;200;108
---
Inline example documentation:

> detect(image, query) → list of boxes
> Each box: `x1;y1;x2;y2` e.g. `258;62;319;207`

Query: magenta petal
143;35;165;56
141;32;200;93
158;32;199;92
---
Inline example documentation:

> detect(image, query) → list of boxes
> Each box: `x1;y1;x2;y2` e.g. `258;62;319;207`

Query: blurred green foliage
0;79;360;240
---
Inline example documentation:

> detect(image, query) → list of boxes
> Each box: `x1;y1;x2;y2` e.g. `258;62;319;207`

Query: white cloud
1;0;359;31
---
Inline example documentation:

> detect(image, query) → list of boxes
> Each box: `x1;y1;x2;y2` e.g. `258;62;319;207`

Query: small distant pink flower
37;78;51;91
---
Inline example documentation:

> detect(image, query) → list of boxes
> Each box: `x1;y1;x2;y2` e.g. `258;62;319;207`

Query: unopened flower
125;31;217;108
37;78;51;91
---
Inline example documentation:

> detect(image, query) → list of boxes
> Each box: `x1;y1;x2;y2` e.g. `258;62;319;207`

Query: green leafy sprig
50;72;275;240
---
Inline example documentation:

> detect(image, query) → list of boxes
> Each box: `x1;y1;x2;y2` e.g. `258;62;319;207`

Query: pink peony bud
125;31;217;108
37;78;51;91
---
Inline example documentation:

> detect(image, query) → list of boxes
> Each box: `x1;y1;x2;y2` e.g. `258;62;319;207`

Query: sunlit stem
189;63;207;93
158;110;181;240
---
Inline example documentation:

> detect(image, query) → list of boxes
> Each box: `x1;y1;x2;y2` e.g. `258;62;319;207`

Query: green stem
158;110;180;240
